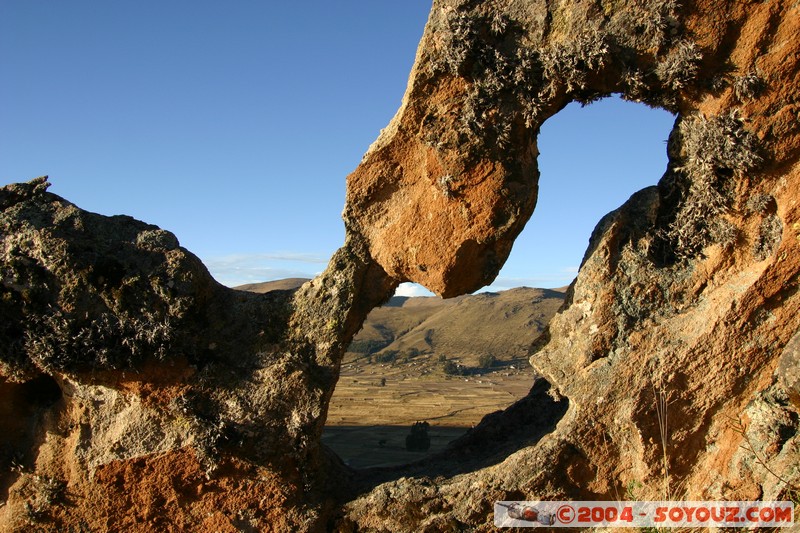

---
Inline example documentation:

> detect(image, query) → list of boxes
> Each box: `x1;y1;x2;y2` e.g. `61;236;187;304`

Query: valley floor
323;360;536;468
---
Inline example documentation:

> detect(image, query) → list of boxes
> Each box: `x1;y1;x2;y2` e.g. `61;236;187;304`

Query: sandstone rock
2;0;800;530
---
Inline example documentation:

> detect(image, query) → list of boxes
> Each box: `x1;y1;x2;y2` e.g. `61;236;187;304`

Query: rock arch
1;0;799;531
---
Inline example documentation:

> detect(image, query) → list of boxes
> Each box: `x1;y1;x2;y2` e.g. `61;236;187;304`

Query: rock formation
1;0;799;531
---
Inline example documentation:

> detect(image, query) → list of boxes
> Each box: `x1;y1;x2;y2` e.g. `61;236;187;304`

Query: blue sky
1;2;675;296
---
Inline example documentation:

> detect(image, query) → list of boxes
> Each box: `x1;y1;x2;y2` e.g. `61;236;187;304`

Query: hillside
345;287;565;369
234;277;309;293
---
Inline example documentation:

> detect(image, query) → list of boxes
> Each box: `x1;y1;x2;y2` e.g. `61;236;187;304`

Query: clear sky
1;2;675;296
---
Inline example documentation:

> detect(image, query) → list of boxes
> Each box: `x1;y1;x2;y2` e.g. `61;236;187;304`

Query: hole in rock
323;96;675;470
20;374;63;408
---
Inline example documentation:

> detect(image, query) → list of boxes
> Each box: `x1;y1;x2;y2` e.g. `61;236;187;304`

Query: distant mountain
347;287;565;368
234;278;310;293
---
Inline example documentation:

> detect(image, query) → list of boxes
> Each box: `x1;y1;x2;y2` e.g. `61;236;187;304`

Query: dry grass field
328;359;536;428
324;361;537;468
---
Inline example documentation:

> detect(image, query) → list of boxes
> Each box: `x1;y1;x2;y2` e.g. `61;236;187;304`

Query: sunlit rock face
2;0;800;530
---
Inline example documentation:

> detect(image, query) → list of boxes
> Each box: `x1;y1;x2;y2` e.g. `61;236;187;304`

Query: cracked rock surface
2;0;800;531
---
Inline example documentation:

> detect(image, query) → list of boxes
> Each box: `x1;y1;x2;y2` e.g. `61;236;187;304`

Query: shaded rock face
1;1;799;532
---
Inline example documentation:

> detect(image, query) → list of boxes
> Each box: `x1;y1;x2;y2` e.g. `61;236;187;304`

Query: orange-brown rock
2;0;799;531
